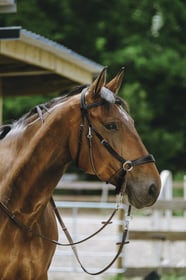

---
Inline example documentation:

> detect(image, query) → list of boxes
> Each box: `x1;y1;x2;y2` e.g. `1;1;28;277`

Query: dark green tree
0;0;185;173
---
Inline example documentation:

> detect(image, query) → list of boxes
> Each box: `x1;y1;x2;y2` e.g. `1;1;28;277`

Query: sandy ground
48;208;186;280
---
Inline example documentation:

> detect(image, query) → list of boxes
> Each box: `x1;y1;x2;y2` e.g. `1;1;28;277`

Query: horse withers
0;67;161;279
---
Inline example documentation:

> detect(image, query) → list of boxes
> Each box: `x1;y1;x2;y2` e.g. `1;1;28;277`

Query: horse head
70;67;161;208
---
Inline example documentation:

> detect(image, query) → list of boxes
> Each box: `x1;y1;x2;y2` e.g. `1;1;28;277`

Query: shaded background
0;0;185;174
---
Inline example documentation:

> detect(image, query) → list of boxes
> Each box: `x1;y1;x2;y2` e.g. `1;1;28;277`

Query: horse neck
0;100;78;221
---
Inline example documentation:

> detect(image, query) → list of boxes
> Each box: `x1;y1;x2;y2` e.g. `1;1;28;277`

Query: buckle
123;160;133;172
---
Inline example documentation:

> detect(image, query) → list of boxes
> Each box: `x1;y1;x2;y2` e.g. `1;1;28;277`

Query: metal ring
123;160;133;172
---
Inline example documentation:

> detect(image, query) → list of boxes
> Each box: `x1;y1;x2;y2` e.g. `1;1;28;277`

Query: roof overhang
0;0;17;13
0;28;103;96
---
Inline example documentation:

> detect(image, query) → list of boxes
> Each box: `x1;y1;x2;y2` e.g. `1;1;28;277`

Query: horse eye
104;123;118;131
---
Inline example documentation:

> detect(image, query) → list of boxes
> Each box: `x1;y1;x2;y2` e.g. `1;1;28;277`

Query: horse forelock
115;96;129;113
82;85;129;113
100;91;129;113
100;87;115;103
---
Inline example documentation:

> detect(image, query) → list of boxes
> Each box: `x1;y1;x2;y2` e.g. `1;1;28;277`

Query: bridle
0;89;156;275
76;88;155;195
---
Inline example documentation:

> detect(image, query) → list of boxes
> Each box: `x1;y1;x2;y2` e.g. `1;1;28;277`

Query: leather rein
0;89;155;275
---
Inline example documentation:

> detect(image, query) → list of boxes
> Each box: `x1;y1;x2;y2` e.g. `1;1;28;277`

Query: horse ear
105;67;125;94
87;67;107;99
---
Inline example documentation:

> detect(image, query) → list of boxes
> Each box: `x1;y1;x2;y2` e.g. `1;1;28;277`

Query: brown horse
0;68;161;279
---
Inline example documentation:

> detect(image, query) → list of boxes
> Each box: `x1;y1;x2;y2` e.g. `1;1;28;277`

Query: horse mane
18;84;88;123
0;84;129;140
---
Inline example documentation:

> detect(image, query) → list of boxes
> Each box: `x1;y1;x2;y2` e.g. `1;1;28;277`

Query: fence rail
49;171;186;278
49;201;126;276
130;230;186;241
151;199;186;210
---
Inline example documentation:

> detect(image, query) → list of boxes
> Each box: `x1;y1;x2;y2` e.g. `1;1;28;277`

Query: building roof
0;27;103;96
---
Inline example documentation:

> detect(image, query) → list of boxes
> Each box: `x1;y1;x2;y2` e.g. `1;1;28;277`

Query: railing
124;171;186;277
49;171;186;279
49;201;128;275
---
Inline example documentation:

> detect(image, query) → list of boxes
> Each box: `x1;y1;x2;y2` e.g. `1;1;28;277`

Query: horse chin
127;195;144;209
126;184;157;209
112;178;150;209
125;184;142;209
110;171;156;209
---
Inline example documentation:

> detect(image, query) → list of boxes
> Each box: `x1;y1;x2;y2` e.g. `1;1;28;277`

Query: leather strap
0;197;130;275
51;197;131;275
50;197;118;246
76;89;155;195
0;198;119;247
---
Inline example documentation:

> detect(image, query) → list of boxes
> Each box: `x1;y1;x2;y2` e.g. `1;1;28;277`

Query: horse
0;67;161;279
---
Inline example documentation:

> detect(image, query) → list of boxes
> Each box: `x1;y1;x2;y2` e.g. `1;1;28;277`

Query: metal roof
0;27;103;96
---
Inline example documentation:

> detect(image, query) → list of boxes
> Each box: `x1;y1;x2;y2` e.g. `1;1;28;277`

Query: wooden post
184;175;186;213
117;207;125;272
0;79;3;124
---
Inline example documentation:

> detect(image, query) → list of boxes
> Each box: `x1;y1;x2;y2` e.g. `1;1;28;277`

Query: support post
117;207;125;273
0;79;3;124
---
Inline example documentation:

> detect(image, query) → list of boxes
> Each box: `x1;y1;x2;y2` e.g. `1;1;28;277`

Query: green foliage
3;95;53;123
0;0;185;173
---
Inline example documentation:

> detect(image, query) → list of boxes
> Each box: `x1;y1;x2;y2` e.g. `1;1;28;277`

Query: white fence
150;170;186;268
49;201;127;276
49;171;186;278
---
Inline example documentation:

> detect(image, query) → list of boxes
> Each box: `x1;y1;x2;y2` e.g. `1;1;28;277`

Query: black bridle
76;89;155;194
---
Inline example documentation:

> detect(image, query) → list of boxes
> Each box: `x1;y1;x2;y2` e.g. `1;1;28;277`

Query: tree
0;0;185;173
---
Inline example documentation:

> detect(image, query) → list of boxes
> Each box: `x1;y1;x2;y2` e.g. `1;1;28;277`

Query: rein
51;197;131;275
0;196;131;275
0;196;119;248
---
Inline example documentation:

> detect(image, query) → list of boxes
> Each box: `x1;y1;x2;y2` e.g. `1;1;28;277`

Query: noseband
76;89;155;194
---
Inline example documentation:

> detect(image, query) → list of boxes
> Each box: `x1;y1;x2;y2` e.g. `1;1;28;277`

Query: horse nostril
148;183;157;197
